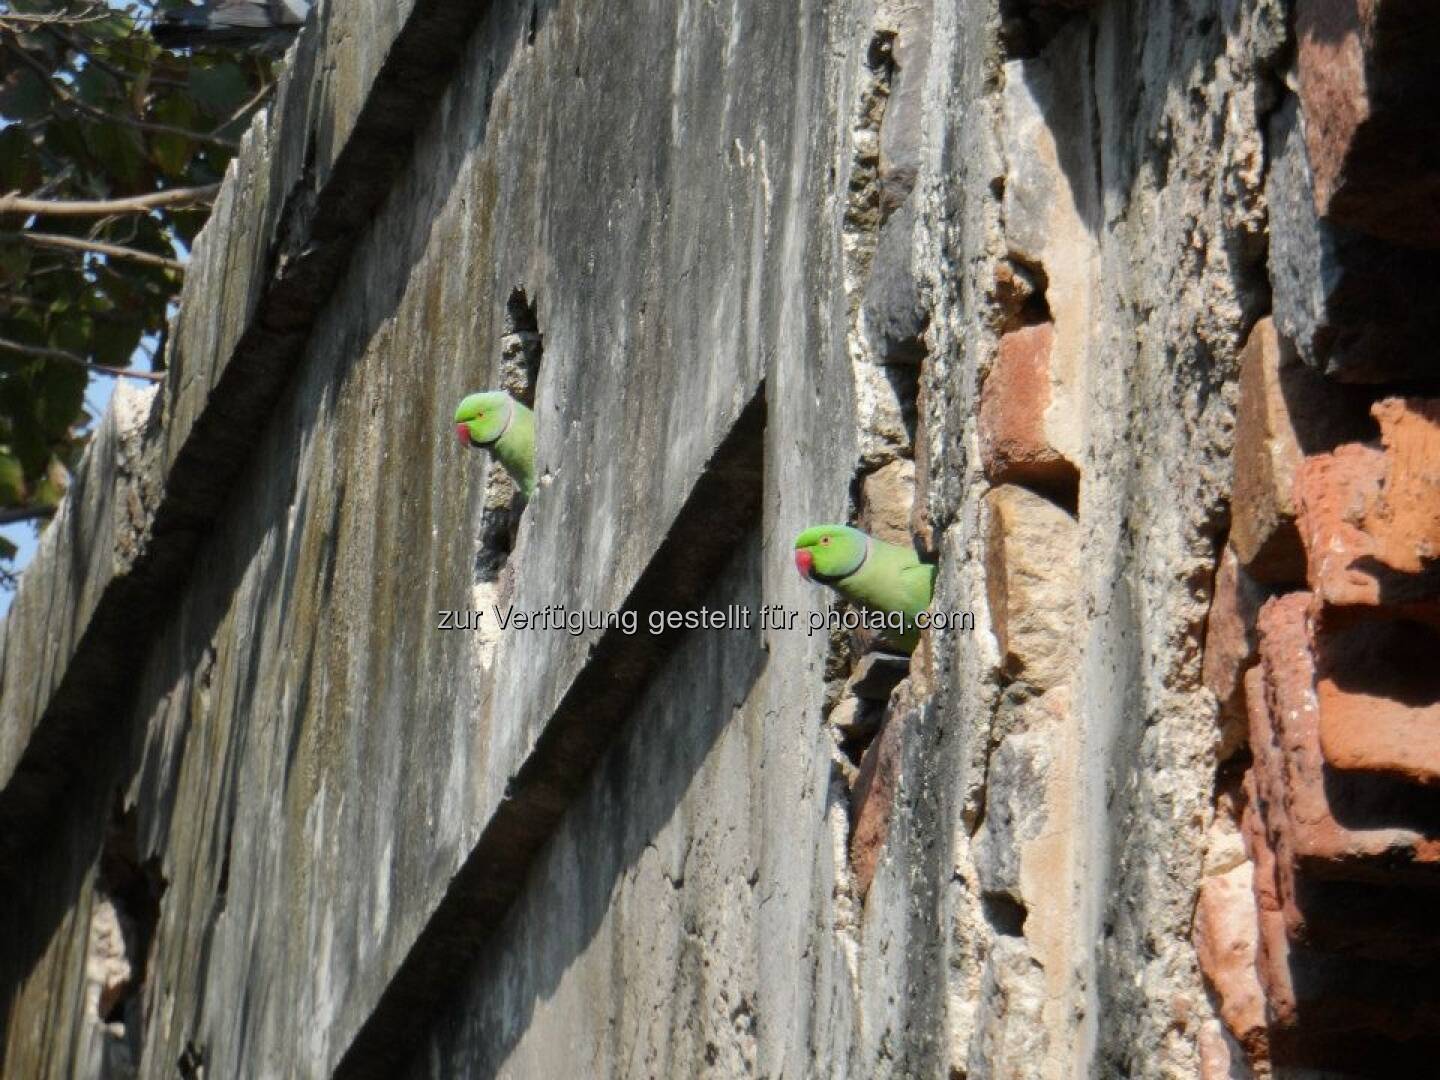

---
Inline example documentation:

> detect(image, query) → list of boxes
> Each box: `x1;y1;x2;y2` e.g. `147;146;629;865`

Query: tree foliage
0;0;270;578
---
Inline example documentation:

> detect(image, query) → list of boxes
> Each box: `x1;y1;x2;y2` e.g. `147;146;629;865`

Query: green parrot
794;524;935;653
455;390;536;497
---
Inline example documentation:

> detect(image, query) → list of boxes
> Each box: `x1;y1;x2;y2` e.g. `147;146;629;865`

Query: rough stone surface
858;458;917;548
997;43;1091;474
983;485;1078;693
849;704;910;899
1246;787;1440;1067
1268;96;1440;383
846;651;911;703
0;0;1387;1077
1201;545;1266;757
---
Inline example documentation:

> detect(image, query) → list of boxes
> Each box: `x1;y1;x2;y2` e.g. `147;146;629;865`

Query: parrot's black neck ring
811;532;869;585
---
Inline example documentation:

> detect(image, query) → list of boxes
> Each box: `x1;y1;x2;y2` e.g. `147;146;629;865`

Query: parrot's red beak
795;548;813;579
455;422;472;447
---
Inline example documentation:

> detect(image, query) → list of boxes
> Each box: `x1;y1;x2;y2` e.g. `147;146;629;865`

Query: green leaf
32;455;69;507
0;68;51;122
0;128;41;193
38;361;88;438
190;63;250;117
0;240;33;284
74;65;116;110
151;132;193;177
92;316;144;368
0;451;23;506
0;535;16;562
49;311;90;354
85;121;147;189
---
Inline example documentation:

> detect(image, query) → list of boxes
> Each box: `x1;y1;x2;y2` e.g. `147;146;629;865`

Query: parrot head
794;524;868;581
454;391;515;449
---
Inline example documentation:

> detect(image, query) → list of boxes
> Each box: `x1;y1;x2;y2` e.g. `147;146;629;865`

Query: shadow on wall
408;532;768;1078
0;0;560;1068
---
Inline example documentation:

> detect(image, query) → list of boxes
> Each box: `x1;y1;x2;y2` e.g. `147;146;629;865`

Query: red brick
1294;432;1440;617
850;705;908;898
1295;0;1440;247
1315;615;1440;785
1245;754;1440;963
1230;318;1372;583
1202;546;1266;755
1242;781;1440;1066
979;322;1077;495
1364;398;1440;574
1249;595;1440;886
1193;852;1268;1060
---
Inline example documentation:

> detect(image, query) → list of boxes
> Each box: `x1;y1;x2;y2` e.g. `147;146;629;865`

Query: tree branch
0;505;58;527
0;184;220;218
220;78;275;133
3;38;240;150
0;6;110;29
0;334;167;381
16;230;186;272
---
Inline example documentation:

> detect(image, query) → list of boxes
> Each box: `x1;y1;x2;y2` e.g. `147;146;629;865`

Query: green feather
456;391;536;497
491;400;535;497
794;524;935;653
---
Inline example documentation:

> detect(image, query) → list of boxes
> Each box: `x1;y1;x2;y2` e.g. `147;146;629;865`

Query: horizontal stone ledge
330;387;766;1080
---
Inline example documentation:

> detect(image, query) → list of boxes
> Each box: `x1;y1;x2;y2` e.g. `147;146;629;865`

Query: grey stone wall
0;0;1292;1076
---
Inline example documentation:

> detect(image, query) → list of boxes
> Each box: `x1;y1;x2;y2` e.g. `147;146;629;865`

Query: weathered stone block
1295;443;1388;606
829;694;882;744
1269;97;1440;382
975;721;1053;907
850;705;909;898
1295;0;1440;247
846;651;911;703
1294;419;1440;615
1229;317;1371;584
997;31;1095;469
979;322;1079;495
989;258;1045;334
861;201;929;365
983;485;1079;692
1201;546;1266;756
859;458;916;548
1195;1021;1246;1080
1250;598;1440;886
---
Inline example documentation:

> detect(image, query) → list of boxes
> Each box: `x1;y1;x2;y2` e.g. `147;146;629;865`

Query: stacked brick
1197;347;1440;1068
1269;0;1440;385
1193;5;1440;1070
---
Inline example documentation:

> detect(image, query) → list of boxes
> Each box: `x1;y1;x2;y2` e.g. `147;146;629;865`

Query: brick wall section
1202;345;1440;1067
1196;3;1440;1065
1294;0;1440;248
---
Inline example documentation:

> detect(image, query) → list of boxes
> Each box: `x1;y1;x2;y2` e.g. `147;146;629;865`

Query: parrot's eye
821;536;830;545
